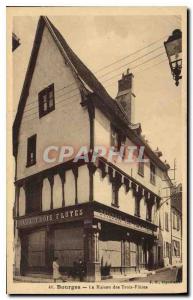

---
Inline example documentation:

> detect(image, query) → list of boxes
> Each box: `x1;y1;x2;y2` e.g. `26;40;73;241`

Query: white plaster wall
159;199;172;259
118;185;129;213
118;145;163;197
77;165;89;203
65;169;75;206
94;107;165;198
42;178;51;211
94;108;111;148
116;186;136;215
53;174;63;209
19;187;25;216
94;169;111;206
17;25;90;180
126;190;135;215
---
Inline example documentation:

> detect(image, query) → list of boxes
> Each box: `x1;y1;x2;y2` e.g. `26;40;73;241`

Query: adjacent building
171;184;182;266
13;16;179;281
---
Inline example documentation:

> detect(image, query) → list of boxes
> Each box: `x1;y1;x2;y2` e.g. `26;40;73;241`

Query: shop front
98;219;158;277
19;223;84;276
15;201;158;281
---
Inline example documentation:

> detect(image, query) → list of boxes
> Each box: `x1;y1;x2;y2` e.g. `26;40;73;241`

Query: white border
1;0;192;298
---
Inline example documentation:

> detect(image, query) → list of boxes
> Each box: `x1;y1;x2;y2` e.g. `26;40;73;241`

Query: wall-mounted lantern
164;29;182;86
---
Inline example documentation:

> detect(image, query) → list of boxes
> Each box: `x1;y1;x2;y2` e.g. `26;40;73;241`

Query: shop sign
94;209;157;236
16;208;84;228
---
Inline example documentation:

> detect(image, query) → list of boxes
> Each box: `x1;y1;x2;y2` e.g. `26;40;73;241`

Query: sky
12;12;184;183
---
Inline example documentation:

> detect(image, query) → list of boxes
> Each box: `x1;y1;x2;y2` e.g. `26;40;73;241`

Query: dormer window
26;134;37;167
111;125;119;150
38;83;55;118
110;125;125;151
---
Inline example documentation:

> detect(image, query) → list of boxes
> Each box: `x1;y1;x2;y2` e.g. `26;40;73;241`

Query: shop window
54;227;83;267
150;162;156;185
27;230;46;268
25;179;42;214
26;134;36;167
39;83;55;118
130;242;137;267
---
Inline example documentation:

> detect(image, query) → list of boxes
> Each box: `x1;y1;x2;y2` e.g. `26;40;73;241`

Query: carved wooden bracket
124;177;131;193
47;175;54;187
108;167;116;183
87;162;97;175
98;160;107;178
72;165;78;178
58;169;66;183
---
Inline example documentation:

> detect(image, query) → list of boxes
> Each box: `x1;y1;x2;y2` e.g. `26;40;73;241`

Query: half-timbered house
13;16;173;281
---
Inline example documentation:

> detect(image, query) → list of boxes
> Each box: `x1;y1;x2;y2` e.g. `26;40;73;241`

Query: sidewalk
14;273;147;283
13;266;180;283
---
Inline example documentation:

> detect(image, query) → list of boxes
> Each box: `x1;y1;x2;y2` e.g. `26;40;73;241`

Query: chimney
116;69;135;123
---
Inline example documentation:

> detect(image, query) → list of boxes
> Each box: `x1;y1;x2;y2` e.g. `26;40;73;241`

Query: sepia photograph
6;6;187;294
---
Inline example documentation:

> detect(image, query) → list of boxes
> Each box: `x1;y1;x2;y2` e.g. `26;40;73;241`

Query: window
39;83;55;118
110;125;125;150
135;196;140;217
138;161;144;177
111;125;119;150
165;242;170;257
112;182;119;207
26;134;37;167
150;162;156;185
173;211;180;230
165;212;169;231
25;180;42;214
138;148;144;176
172;240;180;257
146;203;152;222
177;214;180;231
173;211;177;229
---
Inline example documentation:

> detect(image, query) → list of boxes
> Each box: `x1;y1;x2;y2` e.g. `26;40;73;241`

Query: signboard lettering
16;208;84;228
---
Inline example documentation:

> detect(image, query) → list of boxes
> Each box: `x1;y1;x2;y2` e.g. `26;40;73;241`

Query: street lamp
164;29;182;86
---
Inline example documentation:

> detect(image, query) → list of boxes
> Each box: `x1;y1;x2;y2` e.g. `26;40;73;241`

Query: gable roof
12;16;129;156
13;16;169;172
